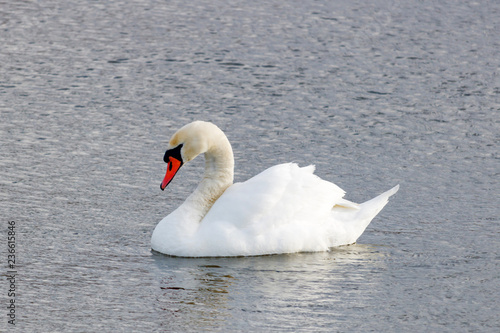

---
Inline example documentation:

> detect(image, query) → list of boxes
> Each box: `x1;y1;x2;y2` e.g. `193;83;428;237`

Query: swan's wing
201;163;346;231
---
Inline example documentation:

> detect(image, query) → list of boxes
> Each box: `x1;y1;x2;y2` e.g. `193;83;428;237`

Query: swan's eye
164;144;184;164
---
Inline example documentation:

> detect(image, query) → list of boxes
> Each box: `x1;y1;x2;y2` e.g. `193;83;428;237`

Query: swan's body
152;121;398;257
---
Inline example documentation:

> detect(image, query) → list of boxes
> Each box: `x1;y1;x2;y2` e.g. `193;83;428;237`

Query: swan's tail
362;184;399;208
331;185;399;246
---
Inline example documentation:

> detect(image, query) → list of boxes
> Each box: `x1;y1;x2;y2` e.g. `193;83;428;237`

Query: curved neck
183;134;234;221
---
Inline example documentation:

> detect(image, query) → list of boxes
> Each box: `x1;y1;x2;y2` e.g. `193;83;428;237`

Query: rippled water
1;0;499;331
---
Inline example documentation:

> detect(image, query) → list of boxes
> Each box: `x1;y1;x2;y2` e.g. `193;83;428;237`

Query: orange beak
160;157;182;191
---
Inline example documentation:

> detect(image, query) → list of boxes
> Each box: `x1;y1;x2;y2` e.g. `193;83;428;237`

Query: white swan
152;121;399;257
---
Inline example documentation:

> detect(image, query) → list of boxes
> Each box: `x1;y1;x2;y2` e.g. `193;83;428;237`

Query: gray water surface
1;0;499;331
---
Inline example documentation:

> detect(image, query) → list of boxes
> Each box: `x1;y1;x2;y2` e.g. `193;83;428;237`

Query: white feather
151;121;399;257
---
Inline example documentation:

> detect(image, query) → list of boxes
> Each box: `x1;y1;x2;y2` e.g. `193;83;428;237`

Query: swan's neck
183;137;234;221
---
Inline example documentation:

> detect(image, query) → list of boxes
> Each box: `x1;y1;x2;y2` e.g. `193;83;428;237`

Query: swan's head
160;121;226;190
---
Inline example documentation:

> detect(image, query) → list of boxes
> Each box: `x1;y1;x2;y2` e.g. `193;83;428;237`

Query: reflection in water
152;245;386;331
153;256;235;330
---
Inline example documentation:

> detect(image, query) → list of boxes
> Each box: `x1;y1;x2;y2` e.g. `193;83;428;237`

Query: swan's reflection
152;254;239;330
152;244;386;331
